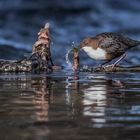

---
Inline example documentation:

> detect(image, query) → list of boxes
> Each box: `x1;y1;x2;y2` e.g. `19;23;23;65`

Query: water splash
65;48;73;70
65;42;76;70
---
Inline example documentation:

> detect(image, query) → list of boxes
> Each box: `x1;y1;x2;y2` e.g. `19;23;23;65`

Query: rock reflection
31;76;51;122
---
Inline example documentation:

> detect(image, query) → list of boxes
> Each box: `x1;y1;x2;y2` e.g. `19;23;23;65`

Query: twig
73;47;79;71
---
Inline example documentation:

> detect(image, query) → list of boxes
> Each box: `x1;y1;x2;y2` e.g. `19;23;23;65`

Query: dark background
0;0;140;65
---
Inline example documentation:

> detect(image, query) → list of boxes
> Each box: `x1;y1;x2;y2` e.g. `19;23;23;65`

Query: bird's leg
96;60;111;69
104;53;126;69
113;53;126;66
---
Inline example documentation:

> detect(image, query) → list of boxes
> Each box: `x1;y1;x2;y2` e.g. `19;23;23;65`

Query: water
0;0;140;65
0;72;140;140
65;48;73;70
0;1;140;139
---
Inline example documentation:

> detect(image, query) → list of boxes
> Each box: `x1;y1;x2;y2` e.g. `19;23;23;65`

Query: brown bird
79;32;140;67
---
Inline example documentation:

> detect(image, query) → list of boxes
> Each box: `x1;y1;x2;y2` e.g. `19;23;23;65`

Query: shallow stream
0;71;140;140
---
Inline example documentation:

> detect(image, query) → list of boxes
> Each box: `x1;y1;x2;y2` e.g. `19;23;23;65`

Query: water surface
0;71;140;140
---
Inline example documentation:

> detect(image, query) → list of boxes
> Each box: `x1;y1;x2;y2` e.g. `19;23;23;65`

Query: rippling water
0;72;140;139
0;0;140;65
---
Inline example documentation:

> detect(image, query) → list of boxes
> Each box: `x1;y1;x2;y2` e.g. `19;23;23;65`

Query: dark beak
77;45;82;51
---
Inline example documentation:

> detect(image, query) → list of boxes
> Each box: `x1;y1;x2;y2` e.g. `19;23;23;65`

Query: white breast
82;46;106;60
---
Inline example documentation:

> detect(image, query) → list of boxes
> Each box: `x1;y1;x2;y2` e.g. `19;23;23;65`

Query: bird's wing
98;36;127;57
120;36;140;47
97;32;140;48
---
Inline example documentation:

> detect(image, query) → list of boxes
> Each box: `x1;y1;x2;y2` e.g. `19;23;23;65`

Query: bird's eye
85;42;88;45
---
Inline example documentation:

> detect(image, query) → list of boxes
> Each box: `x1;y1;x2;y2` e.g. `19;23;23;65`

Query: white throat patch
82;46;106;60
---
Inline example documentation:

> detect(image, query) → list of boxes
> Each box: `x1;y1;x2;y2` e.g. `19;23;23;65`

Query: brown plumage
79;32;140;66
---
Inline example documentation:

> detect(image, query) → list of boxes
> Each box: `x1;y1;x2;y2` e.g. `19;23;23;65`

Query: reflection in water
83;85;107;127
32;76;51;122
0;73;140;139
65;73;79;105
81;75;109;128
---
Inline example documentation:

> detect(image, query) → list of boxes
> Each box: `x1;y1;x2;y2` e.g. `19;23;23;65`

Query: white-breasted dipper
79;32;140;67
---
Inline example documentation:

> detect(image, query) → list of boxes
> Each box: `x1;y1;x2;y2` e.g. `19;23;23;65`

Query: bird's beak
77;45;82;51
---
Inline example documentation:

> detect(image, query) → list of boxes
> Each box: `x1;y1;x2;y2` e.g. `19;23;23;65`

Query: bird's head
78;37;95;50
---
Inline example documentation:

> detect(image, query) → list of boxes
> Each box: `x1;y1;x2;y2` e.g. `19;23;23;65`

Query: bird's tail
121;36;140;47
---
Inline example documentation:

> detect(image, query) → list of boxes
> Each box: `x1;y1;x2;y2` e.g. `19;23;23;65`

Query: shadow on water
0;72;140;139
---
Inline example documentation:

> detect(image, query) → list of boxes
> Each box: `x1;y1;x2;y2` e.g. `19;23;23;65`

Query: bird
79;32;140;68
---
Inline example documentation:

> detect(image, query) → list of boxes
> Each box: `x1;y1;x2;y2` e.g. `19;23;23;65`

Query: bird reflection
83;84;107;127
81;75;125;128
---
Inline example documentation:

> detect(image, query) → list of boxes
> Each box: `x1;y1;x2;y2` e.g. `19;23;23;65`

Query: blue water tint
0;0;140;65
